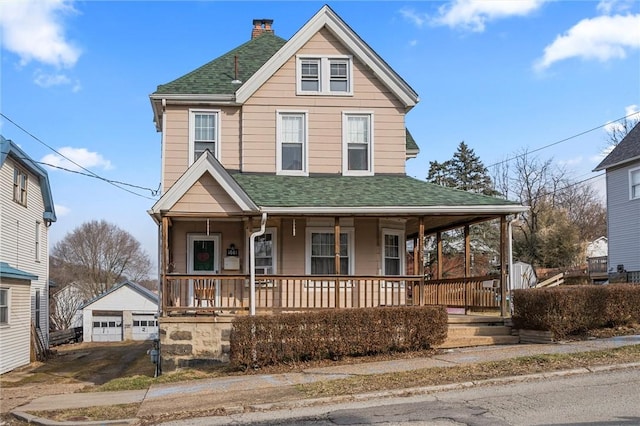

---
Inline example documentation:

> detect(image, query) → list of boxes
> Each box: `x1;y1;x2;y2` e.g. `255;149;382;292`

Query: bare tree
49;284;85;331
51;220;152;300
606;116;640;147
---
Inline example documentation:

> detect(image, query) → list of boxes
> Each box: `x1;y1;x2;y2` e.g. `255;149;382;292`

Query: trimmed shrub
512;284;640;339
229;306;448;369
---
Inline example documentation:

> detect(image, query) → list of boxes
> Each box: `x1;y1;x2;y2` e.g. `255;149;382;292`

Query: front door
187;234;221;306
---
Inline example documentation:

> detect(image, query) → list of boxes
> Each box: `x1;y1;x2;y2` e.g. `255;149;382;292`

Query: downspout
508;216;520;316
249;212;267;316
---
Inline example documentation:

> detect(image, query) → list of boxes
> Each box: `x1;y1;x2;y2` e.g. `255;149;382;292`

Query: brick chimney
252;19;274;39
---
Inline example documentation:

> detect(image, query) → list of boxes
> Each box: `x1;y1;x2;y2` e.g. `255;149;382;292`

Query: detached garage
81;281;158;343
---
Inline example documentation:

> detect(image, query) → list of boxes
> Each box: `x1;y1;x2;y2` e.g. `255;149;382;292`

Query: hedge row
512;284;640;339
229;306;448;369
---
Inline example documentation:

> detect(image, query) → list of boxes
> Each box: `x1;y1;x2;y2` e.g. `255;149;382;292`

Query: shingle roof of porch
231;174;522;208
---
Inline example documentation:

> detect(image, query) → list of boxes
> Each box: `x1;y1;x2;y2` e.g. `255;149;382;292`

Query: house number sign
226;244;239;257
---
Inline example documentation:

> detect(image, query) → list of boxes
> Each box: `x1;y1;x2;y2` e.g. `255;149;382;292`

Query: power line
486;111;640;170
1;113;159;199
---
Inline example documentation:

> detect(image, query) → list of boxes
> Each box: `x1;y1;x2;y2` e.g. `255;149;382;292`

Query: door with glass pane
187;234;221;307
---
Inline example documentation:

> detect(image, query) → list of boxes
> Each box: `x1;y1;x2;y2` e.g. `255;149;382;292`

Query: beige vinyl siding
243;27;407;175
0;280;32;374
170;220;244;274
354;219;379;275
172;174;243;214
280;218;306;275
162;105;241;191
0;158;50;345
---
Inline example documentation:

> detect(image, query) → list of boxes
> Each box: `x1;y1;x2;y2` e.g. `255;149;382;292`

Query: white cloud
432;0;546;32
604;104;640;134
54;204;70;216
409;39;418;47
0;0;81;68
41;147;113;172
535;14;640;71
399;8;428;28
597;0;635;15
558;156;584;167
34;70;70;87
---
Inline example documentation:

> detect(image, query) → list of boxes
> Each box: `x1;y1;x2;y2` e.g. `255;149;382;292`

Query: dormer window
297;55;352;95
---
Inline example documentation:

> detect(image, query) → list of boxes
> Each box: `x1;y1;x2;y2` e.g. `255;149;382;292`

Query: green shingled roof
231;174;518;208
154;33;288;95
406;129;418;152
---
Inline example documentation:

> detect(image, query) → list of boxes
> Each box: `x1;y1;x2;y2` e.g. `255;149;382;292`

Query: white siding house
0;136;56;374
594;123;640;281
81;281;159;342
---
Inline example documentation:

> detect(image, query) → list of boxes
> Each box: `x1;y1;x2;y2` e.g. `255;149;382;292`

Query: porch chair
194;279;216;307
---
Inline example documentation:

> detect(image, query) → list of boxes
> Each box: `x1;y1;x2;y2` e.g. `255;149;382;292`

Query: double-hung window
0;288;8;325
277;111;307;175
254;228;277;275
306;228;354;275
297;55;352;95
630;167;640;200
13;167;28;206
343;112;373;175
189;110;220;164
382;229;405;276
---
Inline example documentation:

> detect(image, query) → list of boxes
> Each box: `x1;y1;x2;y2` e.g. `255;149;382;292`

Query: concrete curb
10;361;640;425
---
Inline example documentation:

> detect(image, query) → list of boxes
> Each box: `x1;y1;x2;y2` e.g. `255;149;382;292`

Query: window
277;112;307;175
254;228;277;275
189;110;220;164
343;113;373;175
383;229;405;276
35;289;41;329
13;167;28;206
35;221;41;262
0;288;8;324
306;228;354;275
297;56;352;95
631;167;640;200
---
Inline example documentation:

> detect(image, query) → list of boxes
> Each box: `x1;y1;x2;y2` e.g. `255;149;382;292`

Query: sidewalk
12;334;640;425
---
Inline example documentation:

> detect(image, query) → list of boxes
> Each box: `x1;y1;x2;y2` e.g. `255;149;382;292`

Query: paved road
161;367;640;425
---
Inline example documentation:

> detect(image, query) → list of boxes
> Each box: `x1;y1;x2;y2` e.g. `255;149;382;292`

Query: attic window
297;55;352;95
13;166;28;206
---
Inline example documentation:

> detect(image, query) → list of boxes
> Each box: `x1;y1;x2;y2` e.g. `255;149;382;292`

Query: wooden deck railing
162;274;501;315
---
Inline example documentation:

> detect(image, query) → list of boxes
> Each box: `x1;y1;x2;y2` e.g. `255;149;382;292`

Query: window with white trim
0;288;8;325
189;110;220;164
277;112;307;174
343;113;373;175
297;56;352;95
13;166;28;206
35;221;41;262
306;228;354;275
35;289;41;329
383;230;404;276
254;228;277;275
630;167;640;200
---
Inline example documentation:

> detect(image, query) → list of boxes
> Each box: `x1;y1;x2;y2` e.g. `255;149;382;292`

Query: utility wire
486;111;640;170
1;113;159;199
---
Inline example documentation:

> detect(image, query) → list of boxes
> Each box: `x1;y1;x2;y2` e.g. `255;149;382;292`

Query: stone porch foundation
159;315;234;371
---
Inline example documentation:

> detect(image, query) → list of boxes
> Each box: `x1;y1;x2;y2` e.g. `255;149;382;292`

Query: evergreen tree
427;142;500;196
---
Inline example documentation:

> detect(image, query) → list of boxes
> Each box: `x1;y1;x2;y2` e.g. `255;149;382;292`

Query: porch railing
162;274;501;315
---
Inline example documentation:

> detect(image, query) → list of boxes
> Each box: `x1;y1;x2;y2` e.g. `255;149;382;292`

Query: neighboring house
50;283;85;331
594;123;640;282
510;261;537;290
0;136;56;374
80;281;158;343
586;237;608;284
147;6;527;368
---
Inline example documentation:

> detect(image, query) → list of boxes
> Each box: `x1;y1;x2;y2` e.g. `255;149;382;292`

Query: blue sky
1;0;639;274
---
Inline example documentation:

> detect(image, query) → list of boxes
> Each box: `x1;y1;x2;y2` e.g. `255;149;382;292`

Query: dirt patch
0;340;153;414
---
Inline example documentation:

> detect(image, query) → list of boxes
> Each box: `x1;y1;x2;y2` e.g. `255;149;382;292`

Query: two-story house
594;122;640;282
0;136;56;374
148;5;527;369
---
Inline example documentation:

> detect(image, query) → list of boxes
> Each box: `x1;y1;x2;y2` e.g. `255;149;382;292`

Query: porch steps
438;315;519;349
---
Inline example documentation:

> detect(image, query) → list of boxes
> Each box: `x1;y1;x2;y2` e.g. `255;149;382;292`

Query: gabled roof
0;135;56;223
148;151;258;220
0;262;38;282
406;129;419;158
594;122;640;171
236;5;419;108
79;280;158;310
150;5;419;130
231;174;526;215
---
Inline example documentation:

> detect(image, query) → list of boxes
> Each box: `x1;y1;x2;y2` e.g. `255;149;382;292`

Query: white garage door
132;314;158;341
92;315;123;342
